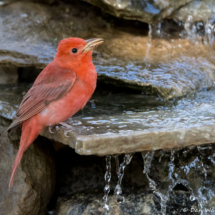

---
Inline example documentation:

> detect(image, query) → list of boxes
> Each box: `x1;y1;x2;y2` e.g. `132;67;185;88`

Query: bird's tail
9;119;43;190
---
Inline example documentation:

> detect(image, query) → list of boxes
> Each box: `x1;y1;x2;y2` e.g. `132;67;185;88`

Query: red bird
7;37;103;189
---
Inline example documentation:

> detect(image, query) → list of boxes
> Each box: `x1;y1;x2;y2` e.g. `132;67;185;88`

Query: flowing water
103;156;112;214
114;154;134;203
100;145;215;214
140;146;215;215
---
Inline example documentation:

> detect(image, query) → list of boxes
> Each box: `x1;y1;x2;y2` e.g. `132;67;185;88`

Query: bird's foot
59;122;75;130
59;122;75;137
49;125;55;133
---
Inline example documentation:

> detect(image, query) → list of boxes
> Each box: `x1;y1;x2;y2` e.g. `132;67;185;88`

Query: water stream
114;154;134;203
103;155;112;214
142;151;168;215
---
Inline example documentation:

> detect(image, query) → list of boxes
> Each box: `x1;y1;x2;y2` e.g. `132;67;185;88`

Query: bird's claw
49;125;54;133
59;122;75;137
59;122;75;130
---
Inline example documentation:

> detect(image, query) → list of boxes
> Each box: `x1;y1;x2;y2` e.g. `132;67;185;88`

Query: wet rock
0;65;18;84
82;0;192;23
96;37;215;99
171;0;215;22
1;1;215;99
142;145;215;214
0;84;30;121
1;84;215;156
0;126;56;215
54;192;155;215
42;88;215;156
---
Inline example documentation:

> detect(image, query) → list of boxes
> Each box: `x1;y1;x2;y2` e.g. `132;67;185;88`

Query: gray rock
0;84;30;121
0;65;18;84
1;84;215;156
95;39;215;99
82;0;192;23
171;0;215;22
41;88;215;156
54;193;156;215
1;1;215;99
0;126;56;215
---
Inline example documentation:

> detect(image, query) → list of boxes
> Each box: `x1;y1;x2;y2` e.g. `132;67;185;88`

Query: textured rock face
0;126;56;215
96;38;215;99
1;1;215;99
171;0;215;22
0;0;107;68
0;65;18;84
82;0;192;23
55;193;156;215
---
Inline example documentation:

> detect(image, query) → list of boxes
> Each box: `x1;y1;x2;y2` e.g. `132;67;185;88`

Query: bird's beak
83;38;104;53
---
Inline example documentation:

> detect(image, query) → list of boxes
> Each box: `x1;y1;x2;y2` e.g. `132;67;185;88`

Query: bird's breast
37;77;96;126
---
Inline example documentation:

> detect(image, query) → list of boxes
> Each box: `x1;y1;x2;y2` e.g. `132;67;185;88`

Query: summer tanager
7;37;103;189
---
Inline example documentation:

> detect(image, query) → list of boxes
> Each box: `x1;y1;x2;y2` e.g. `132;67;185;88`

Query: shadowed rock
0;126;56;215
55;193;155;215
0;65;18;84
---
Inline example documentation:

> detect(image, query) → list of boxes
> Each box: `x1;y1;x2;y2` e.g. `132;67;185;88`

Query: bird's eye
71;48;78;53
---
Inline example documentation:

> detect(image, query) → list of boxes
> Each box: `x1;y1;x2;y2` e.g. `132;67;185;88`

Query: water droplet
116;195;125;203
104;185;110;192
190;195;196;201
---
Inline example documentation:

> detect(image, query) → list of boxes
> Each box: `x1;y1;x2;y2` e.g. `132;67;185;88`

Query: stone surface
2;84;215;156
0;84;29;120
0;65;18;84
0;0;113;68
50;146;215;214
171;0;215;22
41;88;215;156
0;126;56;215
95;39;215;99
54;193;156;215
1;1;215;99
82;0;192;23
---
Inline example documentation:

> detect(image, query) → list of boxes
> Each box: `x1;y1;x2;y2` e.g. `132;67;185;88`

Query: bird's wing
7;76;76;131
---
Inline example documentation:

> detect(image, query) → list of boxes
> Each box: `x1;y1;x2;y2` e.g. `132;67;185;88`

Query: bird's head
54;37;103;70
